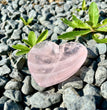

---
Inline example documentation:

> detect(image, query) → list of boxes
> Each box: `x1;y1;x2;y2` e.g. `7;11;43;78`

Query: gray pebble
11;29;21;40
30;92;61;108
21;76;34;95
101;81;107;99
87;47;99;59
80;66;95;84
4;100;23;110
98;60;107;68
14;57;26;70
31;77;46;92
69;95;96;110
4;90;22;102
12;1;18;10
19;0;25;5
96;43;107;55
55;5;64;13
51;33;58;41
87;39;97;47
0;43;9;55
0;65;11;76
0;76;8;88
95;66;107;86
10;69;24;82
59;76;83;89
34;5;42;12
54;26;63;34
28;10;36;18
0;96;8;110
63;87;80;109
22;26;30;34
64;3;72;11
83;84;100;96
5;79;22;90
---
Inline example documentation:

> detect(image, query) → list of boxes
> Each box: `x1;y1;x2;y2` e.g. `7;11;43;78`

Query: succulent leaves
12;30;48;56
58;1;107;43
20;17;33;25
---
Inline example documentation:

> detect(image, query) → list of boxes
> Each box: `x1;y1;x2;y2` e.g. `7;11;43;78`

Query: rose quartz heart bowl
28;41;87;87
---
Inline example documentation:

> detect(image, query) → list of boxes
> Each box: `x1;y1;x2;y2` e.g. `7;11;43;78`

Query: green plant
82;0;87;11
12;30;48;56
75;0;87;12
58;2;107;43
20;17;33;26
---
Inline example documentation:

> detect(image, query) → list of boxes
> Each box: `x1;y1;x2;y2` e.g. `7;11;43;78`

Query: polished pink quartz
28;41;87;87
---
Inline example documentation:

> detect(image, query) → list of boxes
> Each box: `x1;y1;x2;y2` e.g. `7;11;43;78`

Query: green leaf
58;30;91;40
88;2;99;27
95;26;107;32
16;50;30;56
85;21;93;26
28;31;37;47
76;8;81;12
82;0;86;10
36;30;48;44
71;15;91;29
22;39;32;47
27;17;33;25
61;18;76;28
95;19;107;28
92;34;107;43
102;19;107;25
12;44;30;51
20;17;27;25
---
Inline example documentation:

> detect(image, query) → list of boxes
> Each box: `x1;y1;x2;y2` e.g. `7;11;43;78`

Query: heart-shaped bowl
28;41;87;87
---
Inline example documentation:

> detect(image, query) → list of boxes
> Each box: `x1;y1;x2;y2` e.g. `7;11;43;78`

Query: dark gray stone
28;10;36;18
0;43;9;55
59;76;83;89
83;84;100;96
23;26;31;34
54;26;64;34
0;76;8;88
0;65;11;76
64;3;72;11
51;33;58;41
12;1;18;10
4;100;23;110
80;66;95;84
0;96;8;110
101;81;107;99
30;92;61;108
5;79;22;90
96;43;107;55
21;76;34;95
31;77;46;92
95;66;107;86
11;29;21;40
10;69;24;81
4;90;22;102
98;60;107;68
14;57;26;70
87;47;99;59
55;5;64;13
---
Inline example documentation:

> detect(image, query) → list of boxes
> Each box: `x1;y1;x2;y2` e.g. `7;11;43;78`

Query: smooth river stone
28;41;87;87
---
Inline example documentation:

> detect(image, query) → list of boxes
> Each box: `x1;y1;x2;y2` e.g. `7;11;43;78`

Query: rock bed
0;0;107;110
